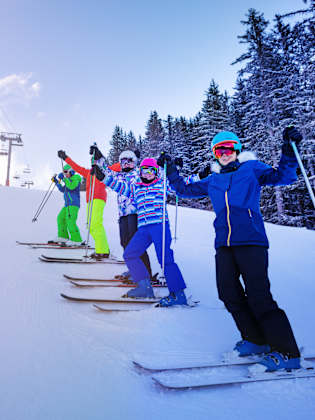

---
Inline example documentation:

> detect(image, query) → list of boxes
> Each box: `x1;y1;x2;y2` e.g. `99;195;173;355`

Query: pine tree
107;126;128;164
142;111;165;157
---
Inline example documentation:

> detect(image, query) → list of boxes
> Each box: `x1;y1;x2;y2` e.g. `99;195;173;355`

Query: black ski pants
119;214;152;278
215;245;300;358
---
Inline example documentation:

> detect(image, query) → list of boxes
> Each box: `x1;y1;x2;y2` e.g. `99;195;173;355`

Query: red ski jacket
65;157;107;203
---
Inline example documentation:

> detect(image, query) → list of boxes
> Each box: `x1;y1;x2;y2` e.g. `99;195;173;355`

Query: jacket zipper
225;190;231;246
248;209;252;218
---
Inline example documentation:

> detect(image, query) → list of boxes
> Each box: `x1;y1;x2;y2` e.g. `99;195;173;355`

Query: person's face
64;170;72;178
121;158;135;170
140;167;157;181
218;151;237;166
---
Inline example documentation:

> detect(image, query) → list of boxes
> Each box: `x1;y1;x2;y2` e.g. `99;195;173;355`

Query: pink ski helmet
140;158;159;169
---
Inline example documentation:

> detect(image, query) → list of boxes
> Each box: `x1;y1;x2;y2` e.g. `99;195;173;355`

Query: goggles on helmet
121;158;134;165
213;142;237;159
140;166;158;176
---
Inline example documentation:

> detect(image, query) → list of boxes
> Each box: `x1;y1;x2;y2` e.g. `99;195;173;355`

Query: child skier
90;147;154;279
50;164;83;245
91;153;188;307
158;126;303;371
57;150;110;260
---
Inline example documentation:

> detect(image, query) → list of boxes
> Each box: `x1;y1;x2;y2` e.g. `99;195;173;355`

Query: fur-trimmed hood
211;151;256;173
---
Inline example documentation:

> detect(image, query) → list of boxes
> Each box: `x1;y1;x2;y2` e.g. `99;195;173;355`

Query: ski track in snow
0;186;315;420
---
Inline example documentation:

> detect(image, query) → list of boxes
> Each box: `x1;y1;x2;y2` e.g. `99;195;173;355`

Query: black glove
57;150;67;160
90;165;105;181
134;149;141;159
199;164;211;179
282;126;303;156
174;157;183;168
157;152;177;176
157;152;172;168
89;145;104;160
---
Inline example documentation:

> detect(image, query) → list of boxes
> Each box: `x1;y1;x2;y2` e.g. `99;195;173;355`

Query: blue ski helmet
211;131;242;157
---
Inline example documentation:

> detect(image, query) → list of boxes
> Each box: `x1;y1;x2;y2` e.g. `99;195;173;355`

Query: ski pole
161;160;167;282
290;141;315;209
32;180;56;222
84;173;96;258
174;195;178;242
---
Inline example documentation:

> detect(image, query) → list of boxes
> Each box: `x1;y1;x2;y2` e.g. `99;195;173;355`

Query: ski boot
89;252;110;260
259;352;301;372
115;270;131;281
157;290;187;307
234;340;271;357
48;237;67;245
123;279;155;299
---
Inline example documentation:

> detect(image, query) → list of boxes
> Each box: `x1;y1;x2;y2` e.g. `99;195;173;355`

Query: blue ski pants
123;222;186;293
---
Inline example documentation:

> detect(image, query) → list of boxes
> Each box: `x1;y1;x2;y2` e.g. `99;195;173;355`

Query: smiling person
159;127;303;372
92;153;188;307
50;164;83;246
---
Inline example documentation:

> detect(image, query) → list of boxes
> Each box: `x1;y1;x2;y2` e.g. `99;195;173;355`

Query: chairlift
23;165;31;174
0;144;8;155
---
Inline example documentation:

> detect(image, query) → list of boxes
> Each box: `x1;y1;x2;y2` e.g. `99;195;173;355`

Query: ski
30;245;93;250
60;293;159;304
16;240;92;249
93;304;144;312
133;355;315;373
39;254;125;265
63;274;124;282
152;367;315;390
70;280;167;288
63;273;165;286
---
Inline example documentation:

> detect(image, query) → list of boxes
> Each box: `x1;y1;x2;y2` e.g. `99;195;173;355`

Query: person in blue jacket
50;164;83;245
158;126;303;372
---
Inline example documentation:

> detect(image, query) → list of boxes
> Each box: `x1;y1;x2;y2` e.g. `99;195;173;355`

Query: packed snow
0;185;315;420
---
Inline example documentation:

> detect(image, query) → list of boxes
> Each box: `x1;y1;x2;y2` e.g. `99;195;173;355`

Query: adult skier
158;127;303;371
50;164;83;245
91;152;188;307
57;150;110;259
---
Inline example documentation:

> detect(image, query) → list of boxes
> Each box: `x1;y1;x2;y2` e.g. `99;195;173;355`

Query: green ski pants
87;199;110;254
57;205;82;243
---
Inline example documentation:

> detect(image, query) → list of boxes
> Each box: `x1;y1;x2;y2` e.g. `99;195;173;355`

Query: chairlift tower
0;132;23;186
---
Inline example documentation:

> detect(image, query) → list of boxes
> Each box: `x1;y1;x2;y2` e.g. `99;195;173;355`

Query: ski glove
89;145;104;160
58;173;64;180
157;152;177;176
90;164;105;181
57;150;67;160
51;176;58;184
174;157;183;168
282;126;303;157
199;164;211;179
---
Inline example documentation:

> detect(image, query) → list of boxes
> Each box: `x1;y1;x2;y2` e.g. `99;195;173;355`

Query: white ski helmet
119;150;137;163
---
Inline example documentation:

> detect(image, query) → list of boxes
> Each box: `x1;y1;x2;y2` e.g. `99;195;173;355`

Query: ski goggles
121;158;134;165
140;166;158;176
213;142;236;158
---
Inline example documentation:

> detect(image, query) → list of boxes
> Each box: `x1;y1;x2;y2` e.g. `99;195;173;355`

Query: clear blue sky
0;0;304;187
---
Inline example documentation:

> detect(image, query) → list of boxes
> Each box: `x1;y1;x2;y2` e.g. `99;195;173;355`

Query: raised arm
255;127;303;186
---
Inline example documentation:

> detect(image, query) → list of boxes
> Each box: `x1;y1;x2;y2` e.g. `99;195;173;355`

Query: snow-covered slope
0;185;315;420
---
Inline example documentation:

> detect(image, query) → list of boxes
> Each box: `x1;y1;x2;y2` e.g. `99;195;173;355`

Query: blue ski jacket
167;151;298;249
55;173;81;208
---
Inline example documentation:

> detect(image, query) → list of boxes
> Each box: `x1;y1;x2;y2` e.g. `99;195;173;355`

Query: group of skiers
52;126;304;372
